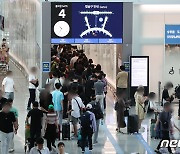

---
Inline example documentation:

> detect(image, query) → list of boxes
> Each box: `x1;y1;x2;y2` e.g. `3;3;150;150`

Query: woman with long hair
44;105;58;152
134;85;147;132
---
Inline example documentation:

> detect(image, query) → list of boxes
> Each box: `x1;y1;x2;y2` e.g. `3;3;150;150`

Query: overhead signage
165;25;180;44
51;2;123;44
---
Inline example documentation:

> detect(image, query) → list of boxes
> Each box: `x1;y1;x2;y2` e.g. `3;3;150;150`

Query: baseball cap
86;104;92;109
48;104;54;110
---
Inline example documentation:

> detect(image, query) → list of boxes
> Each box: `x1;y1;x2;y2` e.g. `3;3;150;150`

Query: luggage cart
24;122;31;153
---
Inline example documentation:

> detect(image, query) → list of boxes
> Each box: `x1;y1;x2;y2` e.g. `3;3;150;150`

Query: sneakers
9;149;14;153
93;141;98;145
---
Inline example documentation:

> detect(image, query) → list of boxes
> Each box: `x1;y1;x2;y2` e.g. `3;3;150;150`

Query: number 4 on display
59;9;66;18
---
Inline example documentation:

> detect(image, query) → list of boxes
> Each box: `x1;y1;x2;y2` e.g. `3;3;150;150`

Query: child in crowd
58;142;69;154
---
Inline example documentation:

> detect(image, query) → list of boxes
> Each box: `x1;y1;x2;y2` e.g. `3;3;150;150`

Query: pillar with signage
130;56;149;99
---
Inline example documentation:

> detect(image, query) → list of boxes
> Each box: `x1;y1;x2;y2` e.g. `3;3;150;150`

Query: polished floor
0;63;180;154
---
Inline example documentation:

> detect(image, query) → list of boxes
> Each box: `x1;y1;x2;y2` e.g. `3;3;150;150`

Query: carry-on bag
127;114;139;134
62;122;70;140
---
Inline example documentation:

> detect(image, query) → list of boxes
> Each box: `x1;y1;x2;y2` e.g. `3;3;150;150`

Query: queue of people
23;44;107;153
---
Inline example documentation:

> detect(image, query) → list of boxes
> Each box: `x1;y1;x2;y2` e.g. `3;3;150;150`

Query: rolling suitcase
62;122;70;140
150;119;156;138
127;115;139;134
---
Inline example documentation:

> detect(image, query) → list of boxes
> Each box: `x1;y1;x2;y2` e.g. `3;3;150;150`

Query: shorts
71;116;79;125
57;111;63;125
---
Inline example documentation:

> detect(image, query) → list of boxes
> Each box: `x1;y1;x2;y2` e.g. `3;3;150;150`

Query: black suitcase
127;115;139;134
62;122;70;140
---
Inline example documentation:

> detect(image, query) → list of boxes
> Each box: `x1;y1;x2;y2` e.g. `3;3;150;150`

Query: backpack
92;102;103;120
80;112;91;130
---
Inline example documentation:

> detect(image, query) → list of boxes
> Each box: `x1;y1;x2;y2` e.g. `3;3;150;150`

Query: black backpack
92;103;103;120
80;112;91;129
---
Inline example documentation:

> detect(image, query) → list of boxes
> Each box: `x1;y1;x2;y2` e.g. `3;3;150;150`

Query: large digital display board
130;57;149;87
51;2;123;44
165;25;180;44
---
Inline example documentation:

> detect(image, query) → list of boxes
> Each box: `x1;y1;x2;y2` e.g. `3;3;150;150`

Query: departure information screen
130;57;149;87
51;2;123;44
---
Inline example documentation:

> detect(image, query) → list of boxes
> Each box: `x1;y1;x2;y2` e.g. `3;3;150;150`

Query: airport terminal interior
0;0;180;154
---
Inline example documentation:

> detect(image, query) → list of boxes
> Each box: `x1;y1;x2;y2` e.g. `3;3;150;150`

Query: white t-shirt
2;77;14;92
29;147;50;154
29;74;36;89
70;56;78;67
149;101;157;110
71;96;85;118
54;78;65;88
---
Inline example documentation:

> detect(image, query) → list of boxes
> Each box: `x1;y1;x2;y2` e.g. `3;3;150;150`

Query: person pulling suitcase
80;104;96;153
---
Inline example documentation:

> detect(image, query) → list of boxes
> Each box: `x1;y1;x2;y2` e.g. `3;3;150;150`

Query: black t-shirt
85;80;95;97
0;112;16;133
162;89;170;101
27;108;43;130
39;90;53;111
0;97;7;110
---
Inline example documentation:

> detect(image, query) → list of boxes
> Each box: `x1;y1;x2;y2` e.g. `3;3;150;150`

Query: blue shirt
52;90;64;111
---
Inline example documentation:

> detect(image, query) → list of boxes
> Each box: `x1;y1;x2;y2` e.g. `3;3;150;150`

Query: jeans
0;131;14;154
81;129;93;151
57;111;63;125
93;119;100;143
9;133;14;150
5;92;14;100
28;89;36;108
30;128;41;150
157;130;172;153
96;95;104;114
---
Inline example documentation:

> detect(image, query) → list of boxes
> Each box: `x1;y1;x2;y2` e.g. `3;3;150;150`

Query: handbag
33;80;39;87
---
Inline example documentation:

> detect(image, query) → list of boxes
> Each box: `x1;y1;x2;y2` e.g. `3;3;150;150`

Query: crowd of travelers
0;42;180;154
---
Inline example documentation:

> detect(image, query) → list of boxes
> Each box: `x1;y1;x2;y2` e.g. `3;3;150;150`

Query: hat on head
86;104;92;110
48;104;54;110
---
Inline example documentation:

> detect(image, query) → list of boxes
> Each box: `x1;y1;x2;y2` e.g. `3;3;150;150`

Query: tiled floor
0;63;180;154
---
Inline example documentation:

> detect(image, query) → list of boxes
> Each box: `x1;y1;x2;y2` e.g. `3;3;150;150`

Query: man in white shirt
2;71;16;100
29;138;50;154
68;90;85;138
28;67;38;110
70;52;79;69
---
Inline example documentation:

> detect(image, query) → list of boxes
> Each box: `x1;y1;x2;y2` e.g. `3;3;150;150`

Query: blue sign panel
51;2;123;44
42;62;50;72
75;38;99;44
124;62;130;72
51;38;75;44
99;38;122;44
165;25;180;44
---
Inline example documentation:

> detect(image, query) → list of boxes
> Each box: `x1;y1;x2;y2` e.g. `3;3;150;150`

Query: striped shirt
46;112;58;125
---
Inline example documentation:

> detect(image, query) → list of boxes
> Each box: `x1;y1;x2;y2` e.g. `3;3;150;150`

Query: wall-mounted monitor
130;56;149;98
51;2;123;44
